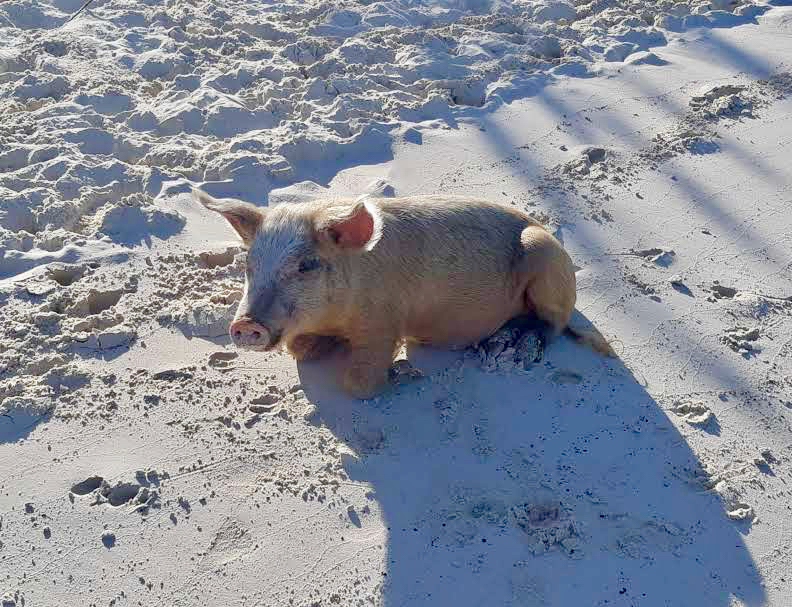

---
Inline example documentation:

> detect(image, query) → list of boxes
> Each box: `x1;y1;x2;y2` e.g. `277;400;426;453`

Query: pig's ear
193;189;264;246
315;197;382;252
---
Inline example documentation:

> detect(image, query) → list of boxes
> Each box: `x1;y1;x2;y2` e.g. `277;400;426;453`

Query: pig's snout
229;317;271;350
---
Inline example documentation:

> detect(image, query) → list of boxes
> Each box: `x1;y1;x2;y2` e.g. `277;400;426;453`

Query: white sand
1;0;791;605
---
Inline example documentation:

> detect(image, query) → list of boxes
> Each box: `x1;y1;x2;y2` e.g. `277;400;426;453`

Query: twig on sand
63;0;98;25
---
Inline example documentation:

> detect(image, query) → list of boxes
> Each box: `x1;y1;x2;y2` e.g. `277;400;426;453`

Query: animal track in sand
70;475;104;495
200;518;255;570
513;500;581;557
722;326;761;355
670;400;716;428
70;470;164;512
100;482;142;507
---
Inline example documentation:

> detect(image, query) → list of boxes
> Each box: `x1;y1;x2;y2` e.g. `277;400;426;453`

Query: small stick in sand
63;0;98;25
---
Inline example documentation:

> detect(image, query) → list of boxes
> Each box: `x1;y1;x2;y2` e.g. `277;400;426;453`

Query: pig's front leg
287;334;342;362
342;337;400;399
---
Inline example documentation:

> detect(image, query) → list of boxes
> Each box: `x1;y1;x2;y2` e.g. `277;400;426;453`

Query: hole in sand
86;290;123;315
47;264;85;286
71;476;104;495
106;483;141;506
198;249;236;269
586;147;607;163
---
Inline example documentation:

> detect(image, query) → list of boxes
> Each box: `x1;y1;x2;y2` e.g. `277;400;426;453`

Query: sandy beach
1;1;791;605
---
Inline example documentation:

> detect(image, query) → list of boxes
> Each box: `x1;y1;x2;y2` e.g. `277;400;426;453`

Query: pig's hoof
288;334;341;362
388;359;424;385
343;366;389;400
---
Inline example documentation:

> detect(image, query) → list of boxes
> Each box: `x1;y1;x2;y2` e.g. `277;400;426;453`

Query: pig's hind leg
517;225;576;335
518;226;615;356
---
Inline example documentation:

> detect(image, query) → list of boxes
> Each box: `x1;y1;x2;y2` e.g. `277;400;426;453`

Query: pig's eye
298;258;321;274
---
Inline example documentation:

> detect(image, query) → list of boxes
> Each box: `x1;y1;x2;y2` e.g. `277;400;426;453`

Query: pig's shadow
297;331;765;606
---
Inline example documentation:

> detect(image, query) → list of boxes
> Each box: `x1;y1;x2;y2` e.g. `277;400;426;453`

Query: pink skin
229;317;272;350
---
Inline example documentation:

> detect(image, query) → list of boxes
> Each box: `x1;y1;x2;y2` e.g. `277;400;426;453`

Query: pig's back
373;196;543;346
378;195;541;260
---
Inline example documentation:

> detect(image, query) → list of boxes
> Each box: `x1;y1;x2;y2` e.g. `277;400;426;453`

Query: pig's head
194;189;382;351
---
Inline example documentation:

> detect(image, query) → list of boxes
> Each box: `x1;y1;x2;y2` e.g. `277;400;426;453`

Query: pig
195;189;614;398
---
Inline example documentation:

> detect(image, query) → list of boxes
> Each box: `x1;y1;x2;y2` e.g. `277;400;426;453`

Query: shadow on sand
298;316;764;606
